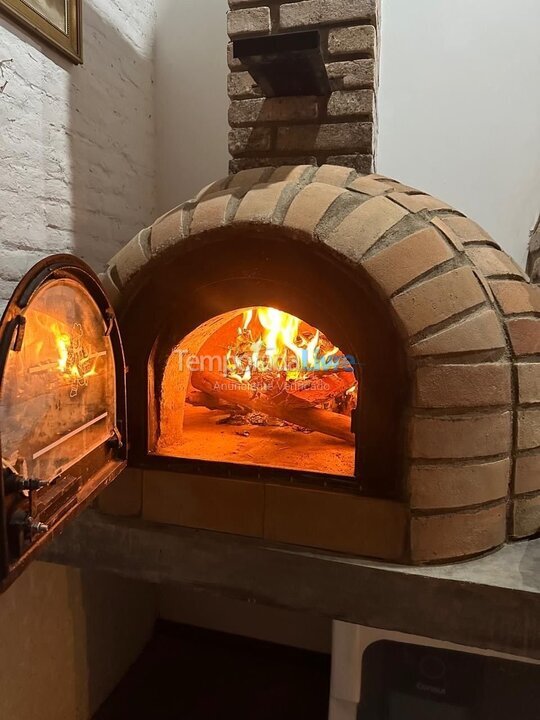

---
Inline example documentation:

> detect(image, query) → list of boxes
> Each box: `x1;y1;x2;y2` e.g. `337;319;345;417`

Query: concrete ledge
40;510;540;661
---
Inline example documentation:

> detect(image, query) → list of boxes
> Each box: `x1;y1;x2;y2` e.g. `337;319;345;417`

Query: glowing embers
157;308;358;477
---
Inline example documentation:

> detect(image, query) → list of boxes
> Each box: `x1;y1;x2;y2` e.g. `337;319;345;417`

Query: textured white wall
0;4;158;718
155;0;229;215
0;0;157;308
153;0;540;267
377;0;540;267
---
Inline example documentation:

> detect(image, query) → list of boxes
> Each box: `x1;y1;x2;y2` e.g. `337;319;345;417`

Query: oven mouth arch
117;225;410;500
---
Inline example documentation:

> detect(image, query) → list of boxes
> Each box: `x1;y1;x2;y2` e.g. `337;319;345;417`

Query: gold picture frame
0;0;82;64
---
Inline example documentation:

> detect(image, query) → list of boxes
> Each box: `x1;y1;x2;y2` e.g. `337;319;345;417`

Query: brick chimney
227;0;380;173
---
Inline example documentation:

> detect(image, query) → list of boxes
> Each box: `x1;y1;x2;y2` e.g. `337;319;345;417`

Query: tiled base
141;469;407;562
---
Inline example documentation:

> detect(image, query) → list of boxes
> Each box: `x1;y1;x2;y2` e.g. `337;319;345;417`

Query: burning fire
51;322;98;396
226;307;340;383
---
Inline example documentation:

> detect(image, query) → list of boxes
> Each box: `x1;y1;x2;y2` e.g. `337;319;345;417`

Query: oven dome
100;165;540;563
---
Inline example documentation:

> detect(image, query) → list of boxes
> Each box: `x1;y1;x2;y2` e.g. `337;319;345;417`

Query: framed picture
0;0;82;63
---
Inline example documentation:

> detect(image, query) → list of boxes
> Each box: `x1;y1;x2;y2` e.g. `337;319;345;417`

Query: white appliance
329;620;540;720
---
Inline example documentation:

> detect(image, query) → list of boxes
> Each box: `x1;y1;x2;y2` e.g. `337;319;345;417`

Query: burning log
286;371;356;407
186;390;241;414
190;370;355;445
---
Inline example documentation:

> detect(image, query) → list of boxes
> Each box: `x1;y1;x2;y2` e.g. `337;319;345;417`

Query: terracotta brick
434;215;494;245
143;470;264;537
409;458;510;510
269;165;313;183
328;25;376;57
326;60;375;90
517;363;540;404
324;195;408;262
97;468;143;518
227;7;271;37
229;97;318;126
265;484;407;561
471;267;495;303
347;175;394;196
228;166;270;189
515;453;540;494
410;504;506;563
491;279;540;315
284;182;347;234
234;181;289;223
371;177;419;193
410;411;512;459
411;307;506;357
229;126;272;155
313;164;354;187
326;153;372;173
276;122;373;153
466;246;527;279
517;408;540;450
415;363;512;408
280;0;376;30
109;227;151;286
362;227;454;296
389;192;453;213
150;206;187;255
512;494;540;539
192;178;229;202
191;192;234;234
227;71;262;99
507;317;540;356
430;216;465;252
327;90;374;118
392;267;486;338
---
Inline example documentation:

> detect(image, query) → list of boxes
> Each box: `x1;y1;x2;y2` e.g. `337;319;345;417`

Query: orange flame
226;307;339;383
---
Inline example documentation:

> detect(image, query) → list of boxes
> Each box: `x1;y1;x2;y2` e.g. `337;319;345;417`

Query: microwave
329;621;540;720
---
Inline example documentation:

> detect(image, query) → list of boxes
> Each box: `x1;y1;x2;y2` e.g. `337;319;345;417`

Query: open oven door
0;255;127;592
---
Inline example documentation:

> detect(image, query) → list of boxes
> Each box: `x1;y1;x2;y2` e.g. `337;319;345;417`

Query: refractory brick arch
103;165;540;563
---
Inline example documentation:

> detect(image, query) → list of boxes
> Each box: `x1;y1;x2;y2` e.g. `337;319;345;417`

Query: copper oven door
0;255;127;591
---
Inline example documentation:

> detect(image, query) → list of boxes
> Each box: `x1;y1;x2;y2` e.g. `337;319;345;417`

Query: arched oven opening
156;306;358;477
119;226;409;500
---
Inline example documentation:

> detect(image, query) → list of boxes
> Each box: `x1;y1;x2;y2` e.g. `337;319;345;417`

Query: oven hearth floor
93;621;330;720
158;405;355;476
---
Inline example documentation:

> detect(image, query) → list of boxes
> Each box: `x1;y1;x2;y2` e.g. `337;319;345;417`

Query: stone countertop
41;510;540;661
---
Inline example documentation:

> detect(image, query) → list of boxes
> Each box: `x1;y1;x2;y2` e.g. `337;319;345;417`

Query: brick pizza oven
98;158;540;564
1;1;539;587
94;0;539;565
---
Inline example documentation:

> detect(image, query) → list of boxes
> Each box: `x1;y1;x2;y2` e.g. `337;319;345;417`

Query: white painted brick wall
0;0;157;309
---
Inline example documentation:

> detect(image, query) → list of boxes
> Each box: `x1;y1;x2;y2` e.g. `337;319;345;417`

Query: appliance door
0;255;127;591
358;640;540;720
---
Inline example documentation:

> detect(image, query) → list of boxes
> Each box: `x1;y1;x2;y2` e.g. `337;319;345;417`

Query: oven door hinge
2;468;48;494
